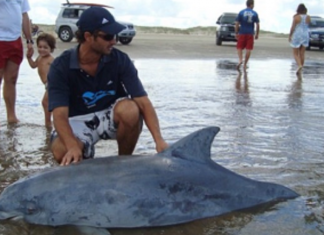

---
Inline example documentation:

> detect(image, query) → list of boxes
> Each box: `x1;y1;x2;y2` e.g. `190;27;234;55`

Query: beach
50;32;323;60
0;32;324;235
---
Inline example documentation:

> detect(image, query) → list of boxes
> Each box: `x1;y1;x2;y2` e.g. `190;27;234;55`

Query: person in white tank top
288;3;311;74
0;0;34;123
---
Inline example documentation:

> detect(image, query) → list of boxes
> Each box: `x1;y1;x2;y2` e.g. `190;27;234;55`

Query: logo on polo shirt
82;90;116;108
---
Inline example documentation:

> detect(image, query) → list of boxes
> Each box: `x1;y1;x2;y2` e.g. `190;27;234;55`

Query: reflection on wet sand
288;73;303;109
0;123;54;192
0;58;324;234
235;71;251;106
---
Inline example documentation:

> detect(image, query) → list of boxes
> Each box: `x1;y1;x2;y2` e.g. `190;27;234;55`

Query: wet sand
50;33;324;60
0;33;323;235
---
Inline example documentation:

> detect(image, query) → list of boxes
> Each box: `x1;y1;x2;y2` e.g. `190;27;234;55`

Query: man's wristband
26;39;34;45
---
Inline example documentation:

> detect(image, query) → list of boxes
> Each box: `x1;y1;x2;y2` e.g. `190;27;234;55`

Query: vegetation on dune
135;26;216;35
136;26;287;37
36;24;286;37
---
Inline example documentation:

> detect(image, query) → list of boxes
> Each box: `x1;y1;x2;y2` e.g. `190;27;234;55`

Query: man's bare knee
50;137;66;163
114;99;140;125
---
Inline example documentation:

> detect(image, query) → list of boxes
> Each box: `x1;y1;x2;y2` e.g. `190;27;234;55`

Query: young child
27;33;56;128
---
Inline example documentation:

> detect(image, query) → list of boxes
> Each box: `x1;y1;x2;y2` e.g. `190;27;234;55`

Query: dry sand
29;29;323;61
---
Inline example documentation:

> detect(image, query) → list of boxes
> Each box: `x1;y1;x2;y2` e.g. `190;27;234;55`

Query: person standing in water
289;3;310;74
0;0;34;123
27;33;56;128
235;0;260;71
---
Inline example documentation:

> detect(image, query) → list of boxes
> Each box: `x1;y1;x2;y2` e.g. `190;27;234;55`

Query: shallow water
0;57;324;235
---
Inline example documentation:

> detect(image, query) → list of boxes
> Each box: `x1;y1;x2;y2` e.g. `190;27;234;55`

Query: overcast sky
28;0;323;34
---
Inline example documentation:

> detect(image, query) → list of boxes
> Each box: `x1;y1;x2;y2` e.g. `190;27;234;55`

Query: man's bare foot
243;63;248;71
236;61;243;70
296;66;303;74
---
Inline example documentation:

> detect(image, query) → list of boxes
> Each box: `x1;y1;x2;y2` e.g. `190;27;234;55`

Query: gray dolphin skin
0;126;299;229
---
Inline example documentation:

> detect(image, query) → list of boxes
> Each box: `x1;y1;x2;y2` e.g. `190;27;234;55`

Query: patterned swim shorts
51;98;126;159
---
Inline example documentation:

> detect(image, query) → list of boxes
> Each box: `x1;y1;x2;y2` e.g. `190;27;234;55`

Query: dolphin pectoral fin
54;226;111;235
159;126;220;163
76;226;111;235
0;211;22;220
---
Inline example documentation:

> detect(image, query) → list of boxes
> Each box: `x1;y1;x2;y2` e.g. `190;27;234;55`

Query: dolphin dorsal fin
159;126;220;164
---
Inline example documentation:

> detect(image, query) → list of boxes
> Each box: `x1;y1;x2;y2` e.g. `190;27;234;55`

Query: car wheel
320;46;324;50
119;37;133;45
216;36;222;46
306;45;311;50
59;27;74;42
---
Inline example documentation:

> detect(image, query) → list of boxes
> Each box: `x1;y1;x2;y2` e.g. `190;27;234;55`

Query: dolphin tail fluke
266;182;300;200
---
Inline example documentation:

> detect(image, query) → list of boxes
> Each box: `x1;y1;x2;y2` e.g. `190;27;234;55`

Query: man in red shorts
235;0;260;71
0;0;34;123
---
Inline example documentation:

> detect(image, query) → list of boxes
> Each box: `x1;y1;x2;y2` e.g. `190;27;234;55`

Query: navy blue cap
77;7;126;34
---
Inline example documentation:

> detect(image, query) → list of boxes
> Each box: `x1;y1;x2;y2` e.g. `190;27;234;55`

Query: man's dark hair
296;3;307;14
246;0;254;7
36;33;56;52
75;29;101;44
75;29;86;43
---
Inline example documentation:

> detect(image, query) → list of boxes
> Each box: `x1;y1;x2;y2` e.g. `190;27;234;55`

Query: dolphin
0;127;299;231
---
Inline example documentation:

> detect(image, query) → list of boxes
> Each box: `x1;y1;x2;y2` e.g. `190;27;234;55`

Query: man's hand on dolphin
61;146;83;166
156;139;169;153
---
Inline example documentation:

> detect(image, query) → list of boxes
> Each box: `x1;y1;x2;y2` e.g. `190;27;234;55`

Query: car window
221;16;237;24
310;18;324;28
78;10;84;17
62;8;80;19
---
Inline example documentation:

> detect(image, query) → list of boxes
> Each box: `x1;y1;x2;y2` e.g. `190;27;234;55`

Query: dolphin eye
25;202;38;214
27;207;37;214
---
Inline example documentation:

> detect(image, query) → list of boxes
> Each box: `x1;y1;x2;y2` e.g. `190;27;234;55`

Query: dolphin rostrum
0;126;299;231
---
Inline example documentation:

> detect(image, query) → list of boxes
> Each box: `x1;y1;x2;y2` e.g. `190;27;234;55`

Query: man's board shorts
236;34;254;50
50;98;137;159
0;38;23;68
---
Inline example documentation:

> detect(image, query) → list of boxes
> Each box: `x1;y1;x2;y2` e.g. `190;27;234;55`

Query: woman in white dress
288;3;311;74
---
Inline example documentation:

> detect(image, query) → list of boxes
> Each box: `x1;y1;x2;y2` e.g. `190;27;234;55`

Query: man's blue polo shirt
48;46;147;117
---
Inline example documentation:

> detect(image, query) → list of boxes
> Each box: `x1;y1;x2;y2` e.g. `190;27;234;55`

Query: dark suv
216;12;237;46
308;16;324;50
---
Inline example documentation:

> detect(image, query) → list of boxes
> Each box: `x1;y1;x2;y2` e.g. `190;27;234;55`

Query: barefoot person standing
235;0;260;71
289;3;310;74
27;33;56;128
0;0;34;123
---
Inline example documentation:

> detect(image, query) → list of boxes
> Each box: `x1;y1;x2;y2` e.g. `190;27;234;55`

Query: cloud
27;0;324;33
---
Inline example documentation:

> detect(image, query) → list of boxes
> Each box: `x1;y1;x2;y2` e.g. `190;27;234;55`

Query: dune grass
36;24;286;37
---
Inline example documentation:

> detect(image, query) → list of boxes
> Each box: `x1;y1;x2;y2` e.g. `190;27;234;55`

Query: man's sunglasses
96;33;116;41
